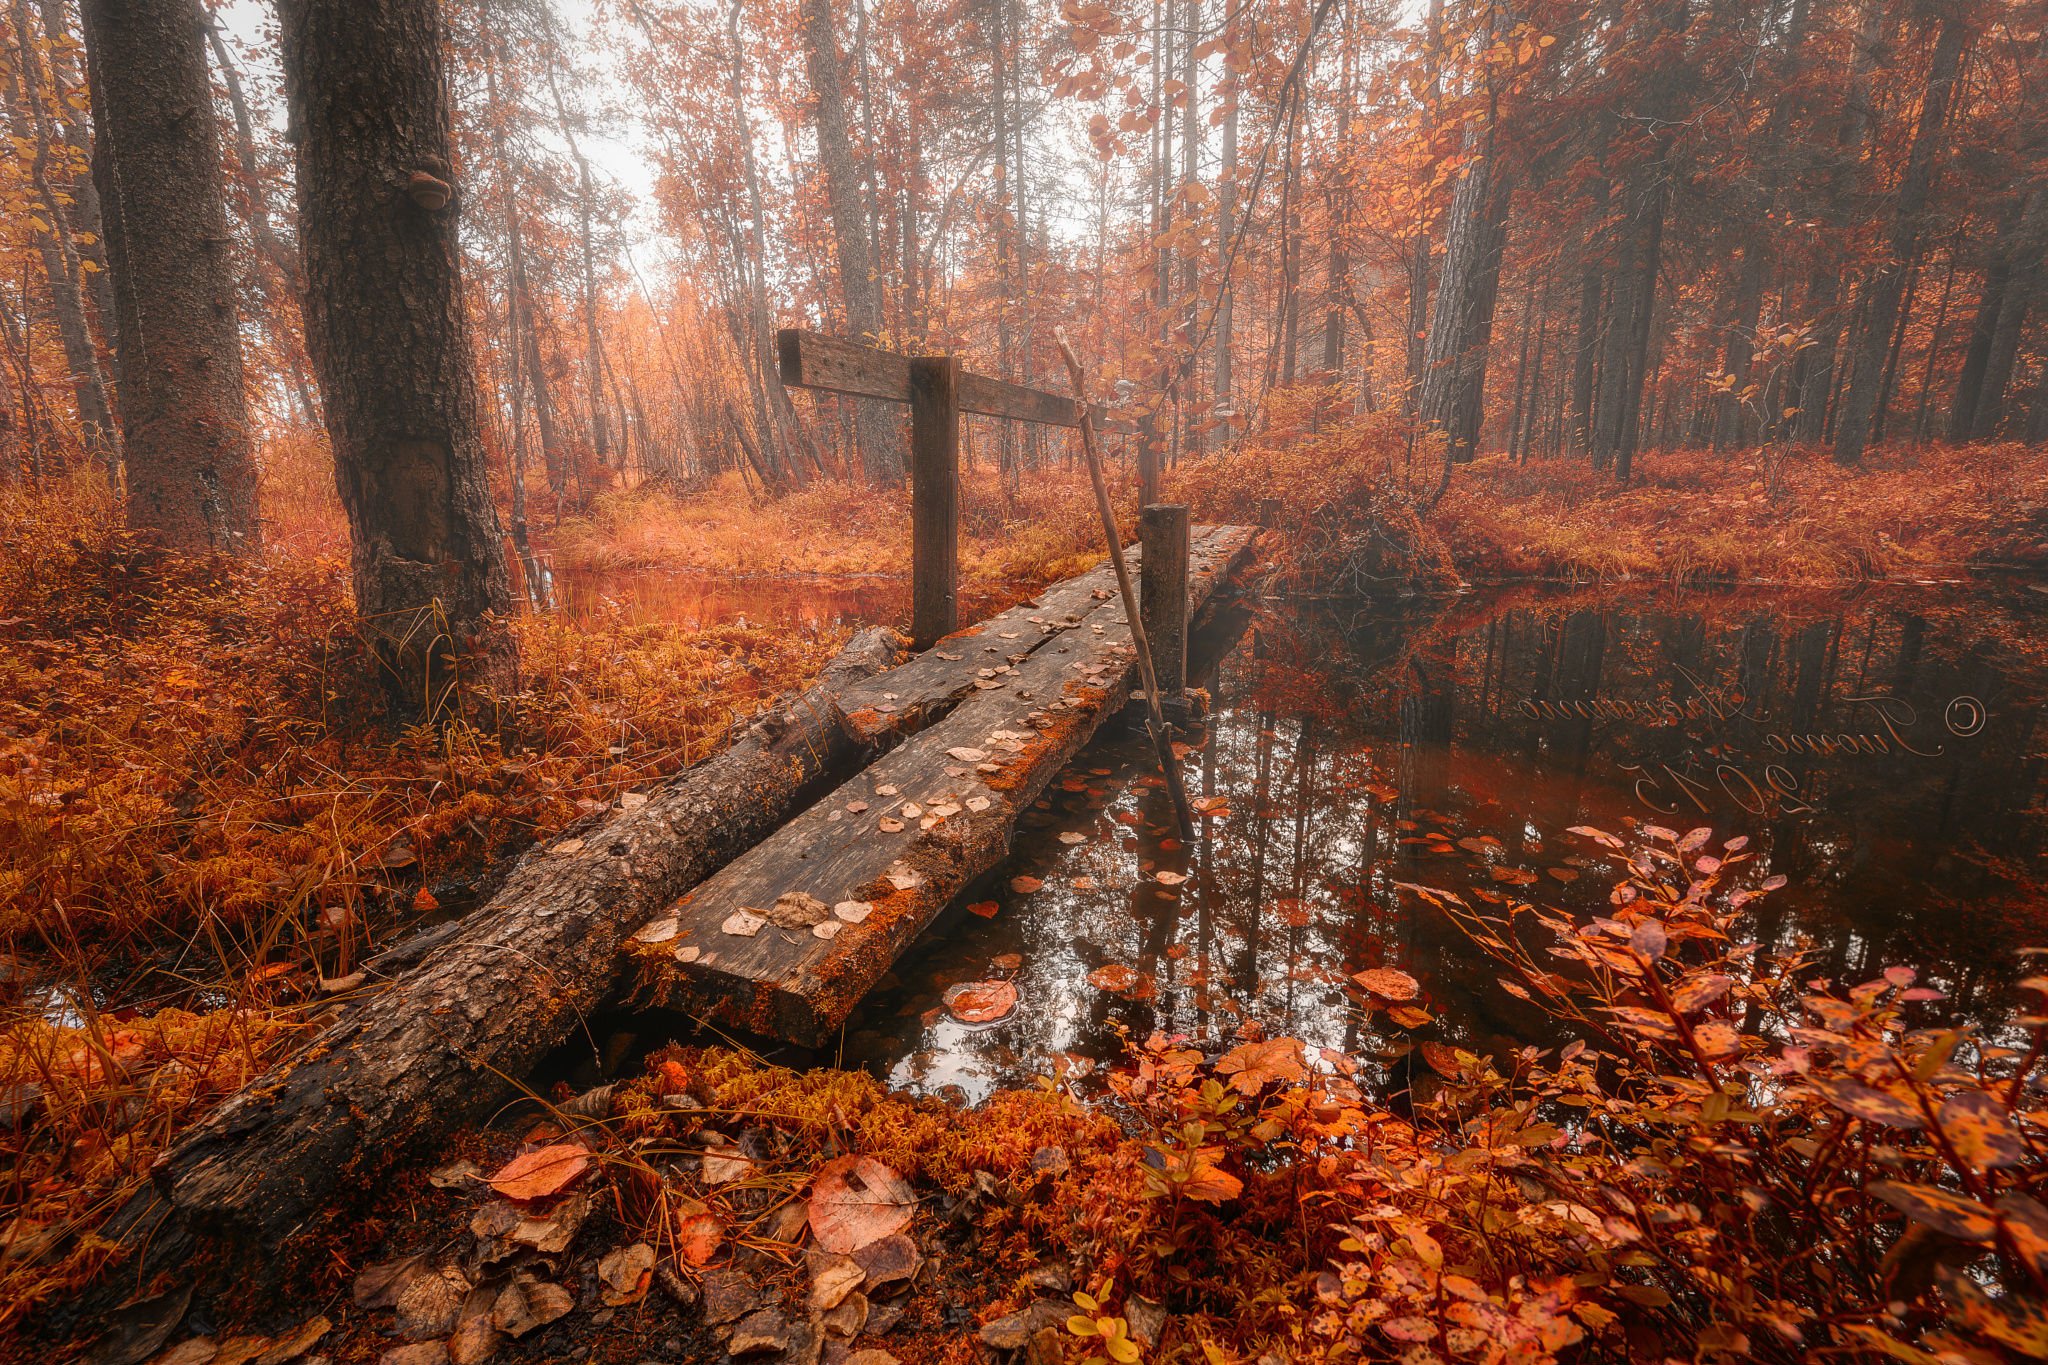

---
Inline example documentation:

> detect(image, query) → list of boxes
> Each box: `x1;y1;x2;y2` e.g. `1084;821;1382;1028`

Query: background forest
5;0;2046;517
4;0;2048;1360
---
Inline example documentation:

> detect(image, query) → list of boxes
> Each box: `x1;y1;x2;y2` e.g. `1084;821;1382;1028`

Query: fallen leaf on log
846;800;869;813
834;900;873;923
878;817;905;833
722;910;766;937
487;1144;590;1202
765;892;830;929
814;921;844;939
550;839;584;857
887;863;922;890
966;796;992;812
810;1155;917;1253
947;748;988;763
944;980;1018;1024
632;918;679;944
675;945;701;963
876;784;899;797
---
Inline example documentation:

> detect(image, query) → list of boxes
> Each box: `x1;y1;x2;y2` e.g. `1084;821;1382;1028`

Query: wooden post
908;355;960;649
1141;503;1189;700
1258;496;1282;528
1138;417;1162;510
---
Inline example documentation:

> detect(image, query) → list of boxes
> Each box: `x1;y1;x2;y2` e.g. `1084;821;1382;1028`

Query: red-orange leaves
944;980;1018;1024
1813;1079;1924;1128
1352;967;1420;1001
488;1145;591;1202
809;1156;916;1253
1870;1181;1999;1242
1938;1090;2026;1171
1215;1037;1306;1095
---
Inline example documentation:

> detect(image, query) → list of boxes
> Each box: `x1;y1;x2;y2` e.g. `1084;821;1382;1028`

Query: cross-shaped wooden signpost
776;328;1138;649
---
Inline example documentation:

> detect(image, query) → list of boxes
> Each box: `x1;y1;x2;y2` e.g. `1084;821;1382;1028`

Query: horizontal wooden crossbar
777;329;1136;434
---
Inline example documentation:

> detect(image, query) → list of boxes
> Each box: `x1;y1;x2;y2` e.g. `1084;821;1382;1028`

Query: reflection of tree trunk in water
1239;704;1277;996
1282;716;1317;1017
1194;713;1218;1032
1555;610;1608;779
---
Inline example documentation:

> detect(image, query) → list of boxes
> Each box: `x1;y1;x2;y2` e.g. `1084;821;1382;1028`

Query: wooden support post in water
1055;328;1196;839
1141;503;1189;705
908;355;960;648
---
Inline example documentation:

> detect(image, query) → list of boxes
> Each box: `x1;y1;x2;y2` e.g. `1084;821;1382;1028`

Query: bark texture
80;0;259;550
277;0;515;697
100;628;906;1288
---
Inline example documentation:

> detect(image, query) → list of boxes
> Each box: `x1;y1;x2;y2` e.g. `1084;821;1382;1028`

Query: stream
553;568;2048;1105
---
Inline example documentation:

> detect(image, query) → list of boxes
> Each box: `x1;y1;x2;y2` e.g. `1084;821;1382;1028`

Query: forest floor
3;433;2045;1361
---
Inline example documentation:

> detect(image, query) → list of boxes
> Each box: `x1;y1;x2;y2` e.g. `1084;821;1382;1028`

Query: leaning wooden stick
1053;327;1196;840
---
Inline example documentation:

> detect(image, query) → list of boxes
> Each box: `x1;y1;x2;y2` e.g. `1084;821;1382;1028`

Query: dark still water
819;583;2048;1102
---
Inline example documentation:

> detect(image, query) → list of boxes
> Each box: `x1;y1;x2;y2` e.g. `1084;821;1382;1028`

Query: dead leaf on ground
487;1144;590;1202
598;1243;656;1306
809;1155;917;1253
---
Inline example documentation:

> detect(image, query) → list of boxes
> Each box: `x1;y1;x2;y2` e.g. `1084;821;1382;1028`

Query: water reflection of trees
842;586;2047;1102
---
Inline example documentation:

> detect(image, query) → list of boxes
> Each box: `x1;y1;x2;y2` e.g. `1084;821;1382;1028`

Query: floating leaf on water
1546;867;1579;882
722;910;766;938
1490;866;1537;885
1070;875;1097;891
1154;870;1187;886
809;1156;916;1254
1058;831;1087;845
488;1144;591;1202
966;901;999;918
1010;876;1043;894
834;900;874;923
1385;1004;1433;1029
1087;963;1140;993
944;980;1019;1024
1351;967;1420;1001
1565;825;1624;849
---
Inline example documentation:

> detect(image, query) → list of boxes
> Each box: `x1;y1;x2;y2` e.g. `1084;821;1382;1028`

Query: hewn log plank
776;328;1135;433
631;526;1256;1044
99;628;908;1281
832;525;1247;745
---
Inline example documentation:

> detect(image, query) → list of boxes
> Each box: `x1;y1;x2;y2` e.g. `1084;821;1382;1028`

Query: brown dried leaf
809;1155;917;1253
487;1144;591;1202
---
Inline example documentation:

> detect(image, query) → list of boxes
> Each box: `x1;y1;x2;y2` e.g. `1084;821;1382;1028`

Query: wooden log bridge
626;522;1256;1046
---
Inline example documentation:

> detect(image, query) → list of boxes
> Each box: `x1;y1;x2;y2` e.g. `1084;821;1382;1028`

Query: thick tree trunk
30;0;120;355
1834;13;1970;464
1418;118;1512;473
799;0;899;483
81;0;259;550
98;628;906;1288
277;0;515;698
1970;186;2045;439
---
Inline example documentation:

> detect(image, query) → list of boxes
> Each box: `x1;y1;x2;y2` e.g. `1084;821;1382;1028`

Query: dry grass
0;473;846;1324
551;463;1139;596
1434;441;2048;582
